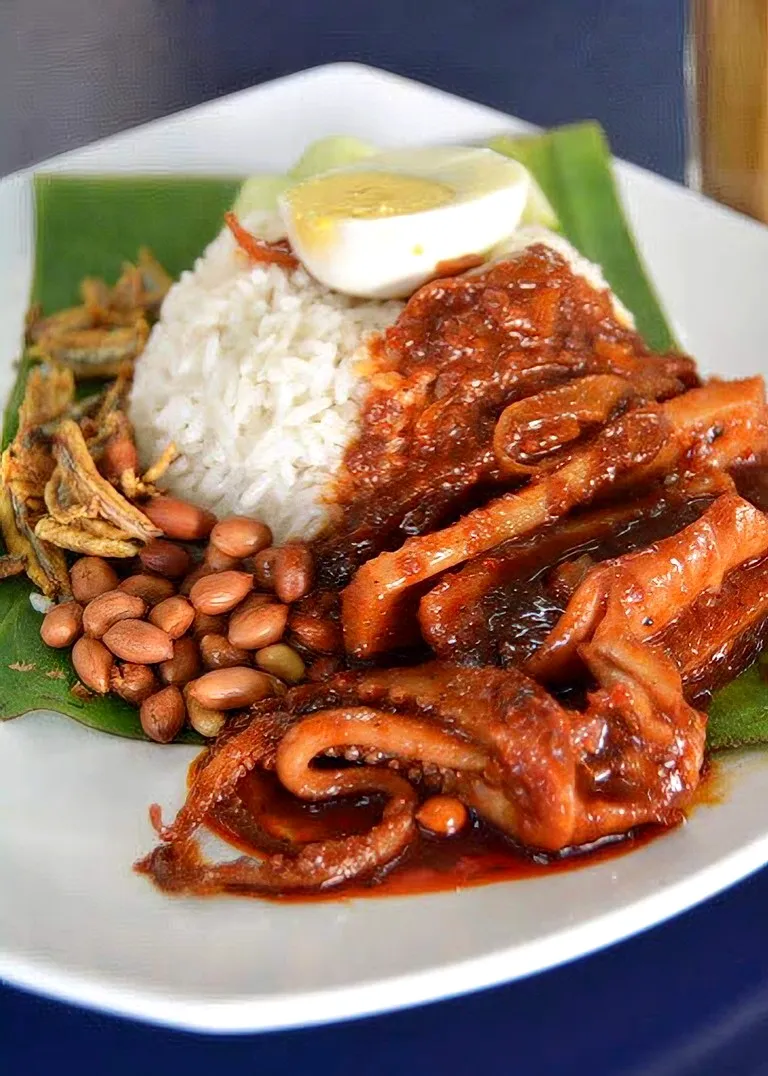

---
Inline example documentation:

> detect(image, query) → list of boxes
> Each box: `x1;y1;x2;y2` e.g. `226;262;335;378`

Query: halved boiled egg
277;146;531;299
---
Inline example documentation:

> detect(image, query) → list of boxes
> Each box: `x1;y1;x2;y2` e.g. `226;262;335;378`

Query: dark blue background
2;0;686;180
7;1;768;1073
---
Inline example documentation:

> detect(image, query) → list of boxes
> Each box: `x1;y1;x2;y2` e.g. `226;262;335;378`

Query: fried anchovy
81;374;134;455
25;305;93;346
0;473;71;598
34;516;140;558
77;517;139;542
31;320;149;379
136;249;173;316
19;363;75;429
27;247;170;365
80;277;112;321
43;465;89;524
0;366;75;597
108;250;172;317
51;419;160;541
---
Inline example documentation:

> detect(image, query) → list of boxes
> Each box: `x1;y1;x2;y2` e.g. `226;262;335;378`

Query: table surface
5;2;768;1073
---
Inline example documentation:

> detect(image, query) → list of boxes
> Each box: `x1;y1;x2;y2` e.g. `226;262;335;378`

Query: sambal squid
137;242;768;897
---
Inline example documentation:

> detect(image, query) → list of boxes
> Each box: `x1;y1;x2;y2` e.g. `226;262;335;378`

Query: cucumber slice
289;136;378;180
520;176;559;229
231;175;291;217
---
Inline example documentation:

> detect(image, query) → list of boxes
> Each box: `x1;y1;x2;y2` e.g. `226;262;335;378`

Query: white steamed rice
130;211;403;542
130;218;628;542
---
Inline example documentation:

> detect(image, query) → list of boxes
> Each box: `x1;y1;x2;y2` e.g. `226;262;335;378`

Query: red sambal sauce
316;243;695;587
197;763;721;903
331;244;690;516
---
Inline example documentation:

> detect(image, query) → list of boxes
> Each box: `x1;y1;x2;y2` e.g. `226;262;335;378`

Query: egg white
278;146;531;299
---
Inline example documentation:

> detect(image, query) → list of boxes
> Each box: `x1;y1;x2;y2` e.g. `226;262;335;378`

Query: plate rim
3;818;768;1033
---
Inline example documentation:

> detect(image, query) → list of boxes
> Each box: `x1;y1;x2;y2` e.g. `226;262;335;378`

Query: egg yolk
286;170;454;248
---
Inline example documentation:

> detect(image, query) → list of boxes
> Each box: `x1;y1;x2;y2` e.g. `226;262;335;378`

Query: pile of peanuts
38;495;340;743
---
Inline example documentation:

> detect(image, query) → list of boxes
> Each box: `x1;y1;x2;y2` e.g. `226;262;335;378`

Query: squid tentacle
139;765;418;894
275;706;488;799
150;711;294;844
141;706;485;893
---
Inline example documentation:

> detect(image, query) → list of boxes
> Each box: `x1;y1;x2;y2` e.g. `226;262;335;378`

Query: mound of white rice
130;212;403;542
131;217;629;543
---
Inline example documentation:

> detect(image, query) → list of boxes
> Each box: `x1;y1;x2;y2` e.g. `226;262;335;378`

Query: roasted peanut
254;643;305;683
190;610;228;641
272;544;313;604
204;544;241;572
416;795;469;837
187;667;274;709
184;685;226;738
139;538;192;579
158;635;201;686
179;563;212;596
289;612;343;654
189;570;253;615
250;547;278;589
228;600;288;650
199;632;252;670
232;591;274;614
83;590;146;638
140;685;186;743
40;601;83;648
102;619;174;664
110;662;157;705
119;573;176;606
210;516;272;559
149;595;195;639
143;496;217;540
70;556;119;603
101;436;138;481
72;636;113;693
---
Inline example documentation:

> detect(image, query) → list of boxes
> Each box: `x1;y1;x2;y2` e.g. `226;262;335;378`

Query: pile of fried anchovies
1;251;175;597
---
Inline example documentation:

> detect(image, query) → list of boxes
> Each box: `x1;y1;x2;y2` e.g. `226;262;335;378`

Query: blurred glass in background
688;0;768;221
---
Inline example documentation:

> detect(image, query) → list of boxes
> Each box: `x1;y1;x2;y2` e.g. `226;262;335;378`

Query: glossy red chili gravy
200;765;724;903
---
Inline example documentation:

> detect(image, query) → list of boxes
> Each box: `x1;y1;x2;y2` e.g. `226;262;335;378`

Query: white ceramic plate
2;63;768;1034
